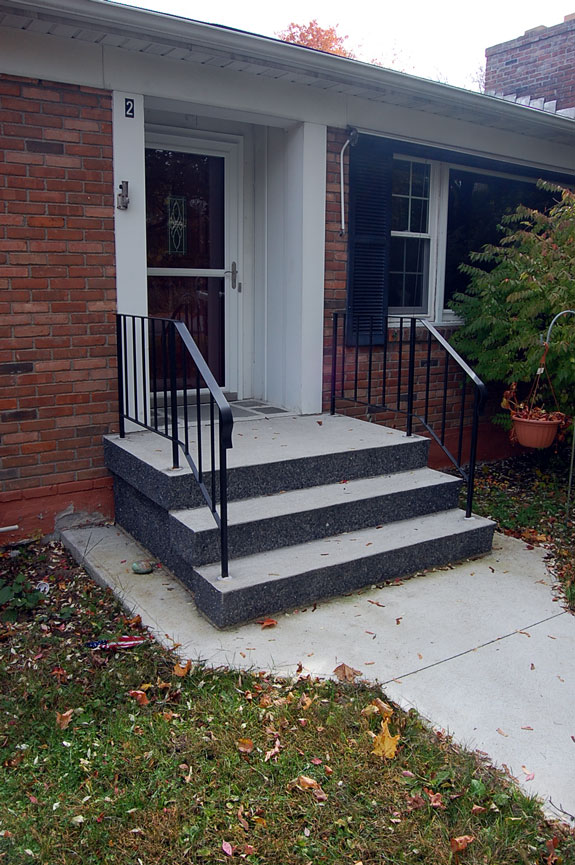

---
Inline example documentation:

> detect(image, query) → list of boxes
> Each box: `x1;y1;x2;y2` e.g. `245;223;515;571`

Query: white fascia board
4;0;575;145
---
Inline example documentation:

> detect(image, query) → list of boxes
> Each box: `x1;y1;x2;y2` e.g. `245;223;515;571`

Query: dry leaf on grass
450;835;475;853
129;690;149;706
288;775;328;801
264;738;281;762
333;662;362;682
55;709;74;730
372;719;399;759
173;660;192;677
361;698;393;720
237;738;254;754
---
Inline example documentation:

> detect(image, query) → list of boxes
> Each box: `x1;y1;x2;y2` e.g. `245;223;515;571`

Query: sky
119;0;573;90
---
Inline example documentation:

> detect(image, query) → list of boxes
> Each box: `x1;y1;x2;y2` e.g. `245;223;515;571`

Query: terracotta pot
512;415;561;449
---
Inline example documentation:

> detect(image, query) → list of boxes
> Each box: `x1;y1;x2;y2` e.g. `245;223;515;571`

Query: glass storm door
145;145;237;388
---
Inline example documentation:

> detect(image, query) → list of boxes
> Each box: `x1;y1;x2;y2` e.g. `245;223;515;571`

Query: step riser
193;524;495;629
104;435;430;512
171;479;462;566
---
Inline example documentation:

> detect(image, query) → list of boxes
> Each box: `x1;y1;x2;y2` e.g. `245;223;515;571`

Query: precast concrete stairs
104;414;494;628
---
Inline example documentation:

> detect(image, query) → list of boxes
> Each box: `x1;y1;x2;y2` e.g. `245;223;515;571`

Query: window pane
392;196;409;231
410;197;428;233
389;237;429;311
145;149;225;270
444;169;554;307
392;160;410;195
411;162;430;198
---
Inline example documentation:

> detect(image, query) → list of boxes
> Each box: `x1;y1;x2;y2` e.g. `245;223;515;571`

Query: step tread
172;468;460;533
196;510;494;590
106;414;426;475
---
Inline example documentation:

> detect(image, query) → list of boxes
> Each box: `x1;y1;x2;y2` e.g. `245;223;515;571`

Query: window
389;159;431;314
346;135;561;339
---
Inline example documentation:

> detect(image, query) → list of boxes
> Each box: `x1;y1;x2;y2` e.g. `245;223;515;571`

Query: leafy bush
450;182;575;411
0;570;44;621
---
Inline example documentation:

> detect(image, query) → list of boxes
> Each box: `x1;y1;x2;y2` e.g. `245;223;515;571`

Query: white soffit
1;0;575;147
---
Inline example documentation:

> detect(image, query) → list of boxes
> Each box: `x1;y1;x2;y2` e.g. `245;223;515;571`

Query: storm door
145;142;238;389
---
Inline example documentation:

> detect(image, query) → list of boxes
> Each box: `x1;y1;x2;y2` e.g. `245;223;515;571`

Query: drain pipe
339;127;359;235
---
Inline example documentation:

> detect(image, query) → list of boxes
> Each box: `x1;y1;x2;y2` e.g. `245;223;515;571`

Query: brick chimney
485;15;575;115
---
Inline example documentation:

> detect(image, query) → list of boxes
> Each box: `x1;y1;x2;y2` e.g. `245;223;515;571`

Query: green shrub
450;181;575;411
0;570;44;621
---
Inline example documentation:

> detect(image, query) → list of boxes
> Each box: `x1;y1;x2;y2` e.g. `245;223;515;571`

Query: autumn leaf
371;719;399;759
264;737;281;762
129;690;149;706
333;662;362;682
471;804;486;814
237;738;254;754
361;698;393;720
222;840;233;856
257;618;278;629
288;775;328;801
237;805;249;830
173;659;192;677
450;835;475;853
55;709;74;730
406;794;426;810
424;788;446;809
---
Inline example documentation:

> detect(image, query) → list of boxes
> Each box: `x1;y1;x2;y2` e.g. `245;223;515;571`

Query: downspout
339;127;358;235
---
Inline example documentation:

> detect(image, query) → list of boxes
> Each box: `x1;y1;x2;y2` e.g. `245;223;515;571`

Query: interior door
145;142;239;389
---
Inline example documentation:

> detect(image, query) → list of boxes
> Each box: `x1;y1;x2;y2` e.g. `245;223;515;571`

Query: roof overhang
1;0;575;147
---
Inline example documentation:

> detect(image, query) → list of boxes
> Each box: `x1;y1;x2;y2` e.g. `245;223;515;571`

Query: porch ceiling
2;0;575;148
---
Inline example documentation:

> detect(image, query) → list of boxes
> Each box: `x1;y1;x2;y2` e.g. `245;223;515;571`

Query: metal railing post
116;314;125;438
219;438;229;578
330;313;339;415
466;388;481;518
168;321;179;469
406;317;416;437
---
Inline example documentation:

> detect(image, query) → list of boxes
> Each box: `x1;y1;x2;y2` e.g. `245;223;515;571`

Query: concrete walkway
63;524;575;822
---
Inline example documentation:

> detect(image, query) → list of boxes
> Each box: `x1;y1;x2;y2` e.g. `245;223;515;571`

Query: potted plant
501;382;569;449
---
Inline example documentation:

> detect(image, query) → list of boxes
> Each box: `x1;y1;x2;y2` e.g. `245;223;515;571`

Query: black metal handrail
116;314;233;578
330;313;487;517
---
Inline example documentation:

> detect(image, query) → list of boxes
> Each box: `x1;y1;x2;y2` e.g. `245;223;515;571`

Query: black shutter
346;136;392;345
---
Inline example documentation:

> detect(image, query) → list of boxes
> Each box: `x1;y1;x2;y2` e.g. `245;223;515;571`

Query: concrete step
170;468;462;565
191;510;495;628
104;414;430;510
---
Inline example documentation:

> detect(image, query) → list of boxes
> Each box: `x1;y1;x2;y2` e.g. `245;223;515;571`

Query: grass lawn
471;446;575;609
1;540;574;864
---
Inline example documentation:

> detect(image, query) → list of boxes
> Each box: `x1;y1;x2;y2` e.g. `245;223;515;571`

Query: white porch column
266;122;327;414
112;91;147;315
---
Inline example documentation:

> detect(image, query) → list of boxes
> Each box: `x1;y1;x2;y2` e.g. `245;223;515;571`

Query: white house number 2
124;98;135;119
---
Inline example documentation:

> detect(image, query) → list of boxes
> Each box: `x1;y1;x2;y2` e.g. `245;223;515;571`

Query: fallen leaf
361;698;393;720
264;738;281;762
243;844;255;855
368;599;385;607
237;805;249;831
395;617;402;625
333;663;362;682
450;835;475;853
372;719;399;759
424;788;446;809
496;728;508;737
55;709;74;730
257;618;277;629
406;794;426;810
222;840;233;856
237;738;254;754
173;660;192;677
521;725;533;731
71;815;85;824
471;804;486;814
311;757;322;765
129;690;149;706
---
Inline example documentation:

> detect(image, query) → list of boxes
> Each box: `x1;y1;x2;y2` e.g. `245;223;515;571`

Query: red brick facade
322;128;513;467
0;75;116;542
485;16;575;111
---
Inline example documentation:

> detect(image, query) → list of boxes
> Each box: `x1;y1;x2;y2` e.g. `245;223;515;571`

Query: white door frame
145;128;244;395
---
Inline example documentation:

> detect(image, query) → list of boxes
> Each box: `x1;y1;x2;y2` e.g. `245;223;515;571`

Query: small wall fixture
117;180;130;210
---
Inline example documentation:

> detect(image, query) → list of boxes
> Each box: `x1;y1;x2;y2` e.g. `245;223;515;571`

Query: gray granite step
170;468;462;565
191;510;495;628
104;414;430;510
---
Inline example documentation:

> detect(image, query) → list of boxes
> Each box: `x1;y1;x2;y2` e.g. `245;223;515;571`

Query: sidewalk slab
62;525;574;821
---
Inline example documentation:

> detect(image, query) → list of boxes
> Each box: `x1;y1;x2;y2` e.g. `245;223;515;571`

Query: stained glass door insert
145;148;226;385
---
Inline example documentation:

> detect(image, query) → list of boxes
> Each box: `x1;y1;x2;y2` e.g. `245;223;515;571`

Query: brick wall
0;75;116;542
485;17;575;110
322;128;515;466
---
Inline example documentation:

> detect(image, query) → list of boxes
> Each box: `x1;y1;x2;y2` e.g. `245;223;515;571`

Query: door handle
224;261;238;289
